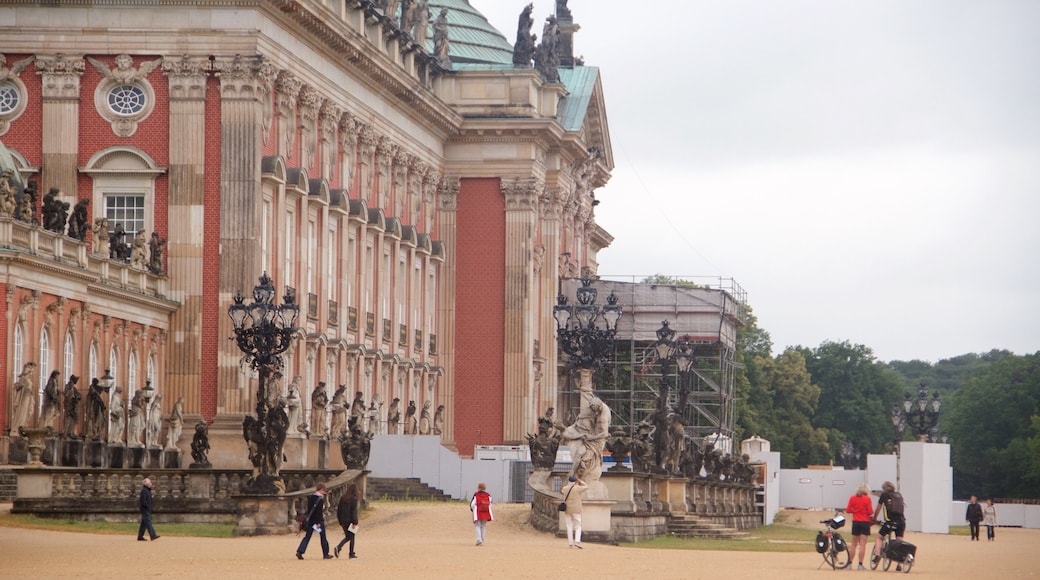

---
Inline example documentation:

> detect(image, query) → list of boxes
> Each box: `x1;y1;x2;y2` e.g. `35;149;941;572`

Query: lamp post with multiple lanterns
228;273;299;495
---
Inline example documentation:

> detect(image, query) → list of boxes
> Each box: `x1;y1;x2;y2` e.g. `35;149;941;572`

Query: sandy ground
1;503;1038;579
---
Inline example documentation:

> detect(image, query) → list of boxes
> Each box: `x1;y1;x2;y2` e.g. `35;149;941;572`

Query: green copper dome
426;1;514;65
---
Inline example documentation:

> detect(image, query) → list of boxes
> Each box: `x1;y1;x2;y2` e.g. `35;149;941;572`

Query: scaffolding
557;277;747;446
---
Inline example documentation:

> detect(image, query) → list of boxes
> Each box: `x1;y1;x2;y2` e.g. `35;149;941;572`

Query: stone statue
385;0;400;22
91;217;110;254
309;381;329;438
147;231;166;275
418;400;432;434
329;384;348;438
526;407;564;469
350;390;366;423
533;15;560;83
387;397;401;434
11;362;38;432
365;401;380;434
83;377;110;441
190;421;211;467
433;8;451;67
109;222;129;260
127;389;147;447
41;187;67;233
165;396;184;450
66;198;89;241
108;386;126;444
286;376;303;433
679;435;703;479
40;370;62;429
432;404;444;435
129;229;148;269
400;0;416;32
145;393;163;448
556;0;572;20
62;375;82;438
629;420;656;473
403;399;417;434
560;387;611;481
661;412;686;475
512;3;536;66
338;415;373;470
0;169;17;218
412;0;429;46
15;179;37;224
269;396;289;474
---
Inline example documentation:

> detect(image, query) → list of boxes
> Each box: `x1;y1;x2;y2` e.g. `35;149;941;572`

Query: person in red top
470;482;494;546
846;483;874;570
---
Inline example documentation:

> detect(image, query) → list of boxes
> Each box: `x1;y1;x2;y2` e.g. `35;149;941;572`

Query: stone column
538;187;566;414
162;55;210;417
501;178;540;444
35;54;84;195
435;177;459;448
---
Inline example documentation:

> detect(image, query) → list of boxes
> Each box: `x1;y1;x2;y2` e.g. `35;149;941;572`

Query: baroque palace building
0;0;614;466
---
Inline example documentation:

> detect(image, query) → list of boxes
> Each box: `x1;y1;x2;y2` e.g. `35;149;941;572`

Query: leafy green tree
752;348;831;467
733;307;771;443
799;341;904;465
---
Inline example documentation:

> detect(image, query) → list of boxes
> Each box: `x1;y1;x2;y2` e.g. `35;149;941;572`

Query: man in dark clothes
137;477;160;541
965;496;984;541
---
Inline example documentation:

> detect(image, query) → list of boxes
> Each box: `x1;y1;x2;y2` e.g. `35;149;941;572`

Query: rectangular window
106;194;146;244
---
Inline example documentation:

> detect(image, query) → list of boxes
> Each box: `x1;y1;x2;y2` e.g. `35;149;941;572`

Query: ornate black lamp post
228;273;299;494
553;276;622;370
892;383;942;443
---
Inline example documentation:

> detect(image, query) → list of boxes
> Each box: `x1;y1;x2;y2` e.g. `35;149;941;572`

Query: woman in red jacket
846;483;874;570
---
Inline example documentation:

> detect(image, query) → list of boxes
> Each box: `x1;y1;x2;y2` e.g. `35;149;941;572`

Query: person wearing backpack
872;481;906;569
470;482;494;546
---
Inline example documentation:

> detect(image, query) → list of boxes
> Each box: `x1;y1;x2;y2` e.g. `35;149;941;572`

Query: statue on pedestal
40;370;62;429
91;218;110;254
338;415;373;470
329;384;348;438
560;383;610;481
165;396;184;450
350;391;366;424
432;8;451;68
403;400;417;434
129;229;148;269
527;407;564;469
83;377;110;441
432;404;444;436
147;231;166;275
286;376;303;434
418;400;432;434
512;3;536;66
309;381;329;438
0;169;18;218
387;397;401;434
127;389;147;447
62;375;82;438
145;393;163;448
190;421;211;467
109;223;129;260
15;179;37;224
108;386;126;444
67;198;89;241
11;362;38;433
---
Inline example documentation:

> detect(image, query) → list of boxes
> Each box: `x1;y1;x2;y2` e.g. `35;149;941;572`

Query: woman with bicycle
846;483;874;570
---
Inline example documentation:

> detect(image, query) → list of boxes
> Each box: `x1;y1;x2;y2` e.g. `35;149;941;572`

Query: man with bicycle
872;481;906;570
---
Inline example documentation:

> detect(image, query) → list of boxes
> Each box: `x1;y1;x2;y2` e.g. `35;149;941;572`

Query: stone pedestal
658;477;688;514
147;447;163;468
602;470;638;512
108;444;126;468
60;439;85;467
85;440;108;467
128;446;147;468
9;437;28;464
234;496;292;536
163;449;181;468
559;499;615;544
16;470;53;499
42;438;59;465
317;439;329;470
899;441;951;534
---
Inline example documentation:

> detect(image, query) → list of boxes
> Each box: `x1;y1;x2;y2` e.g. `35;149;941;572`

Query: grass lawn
0;512;234;538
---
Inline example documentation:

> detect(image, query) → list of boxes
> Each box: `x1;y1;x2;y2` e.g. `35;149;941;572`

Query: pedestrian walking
983;499;998;541
560;475;588;548
965;496;983;541
334;483;360;558
296;482;332;560
470;482;493;546
137;477;160;541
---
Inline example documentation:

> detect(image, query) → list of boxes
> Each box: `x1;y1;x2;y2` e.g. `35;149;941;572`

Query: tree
751;348;831;467
733;307;771;443
799;341;904;465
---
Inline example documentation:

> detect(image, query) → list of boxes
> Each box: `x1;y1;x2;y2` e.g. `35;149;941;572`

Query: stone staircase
667;514;751;539
366;477;454;502
0;469;17;502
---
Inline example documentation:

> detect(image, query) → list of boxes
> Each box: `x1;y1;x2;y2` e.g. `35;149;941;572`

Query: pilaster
435;176;459;447
35;54;84;195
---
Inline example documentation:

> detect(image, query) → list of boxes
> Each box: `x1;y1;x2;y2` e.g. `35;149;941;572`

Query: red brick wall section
4;57;43;169
453;178;505;456
200;75;222;422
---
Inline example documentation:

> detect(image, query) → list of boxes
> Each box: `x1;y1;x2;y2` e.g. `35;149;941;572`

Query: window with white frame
13;324;23;384
128;350;138;396
89;342;98;383
110;347;120;394
64;331;74;377
147;355;156;387
82;148;162;253
38;327;51;397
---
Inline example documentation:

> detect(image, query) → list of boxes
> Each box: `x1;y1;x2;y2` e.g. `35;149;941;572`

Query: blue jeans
297;524;329;556
137;512;157;540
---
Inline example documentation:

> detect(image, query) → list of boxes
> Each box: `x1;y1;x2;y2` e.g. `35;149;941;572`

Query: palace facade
0;0;614;465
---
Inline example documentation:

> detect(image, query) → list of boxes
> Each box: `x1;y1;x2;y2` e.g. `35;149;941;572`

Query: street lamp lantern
228;272;299;495
553;276;622;369
893;383;942;443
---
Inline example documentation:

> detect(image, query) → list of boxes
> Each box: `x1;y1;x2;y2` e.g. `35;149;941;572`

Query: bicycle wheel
833;545;851;569
883;552;893;572
870;544;881;570
822;548;836;570
902;554;914;573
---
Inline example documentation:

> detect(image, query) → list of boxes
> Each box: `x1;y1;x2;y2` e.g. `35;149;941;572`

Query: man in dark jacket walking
137;477;159;541
965;496;984;541
296;482;332;559
334;483;360;558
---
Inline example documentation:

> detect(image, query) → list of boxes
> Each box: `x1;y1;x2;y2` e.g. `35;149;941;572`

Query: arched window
89;342;99;383
109;347;120;393
64;331;75;378
39;327;52;397
128;350;138;397
13;324;23;384
147;355;156;389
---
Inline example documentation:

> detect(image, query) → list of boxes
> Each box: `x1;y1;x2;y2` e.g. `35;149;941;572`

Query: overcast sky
470;0;1040;363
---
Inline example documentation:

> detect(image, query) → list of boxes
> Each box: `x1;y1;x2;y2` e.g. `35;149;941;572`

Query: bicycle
815;514;851;570
871;520;915;573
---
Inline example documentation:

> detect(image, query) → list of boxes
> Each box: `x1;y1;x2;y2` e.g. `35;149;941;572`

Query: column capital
162;55;211;101
35;53;84;100
213;54;275;101
503;177;543;211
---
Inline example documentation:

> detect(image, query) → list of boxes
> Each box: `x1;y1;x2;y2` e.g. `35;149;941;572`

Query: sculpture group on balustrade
0;173;167;275
8;362;189;468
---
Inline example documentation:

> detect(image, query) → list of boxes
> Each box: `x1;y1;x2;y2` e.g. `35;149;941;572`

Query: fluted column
35;54;84;195
538;187;566;412
213;55;274;417
435;177;459;448
501;177;540;444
